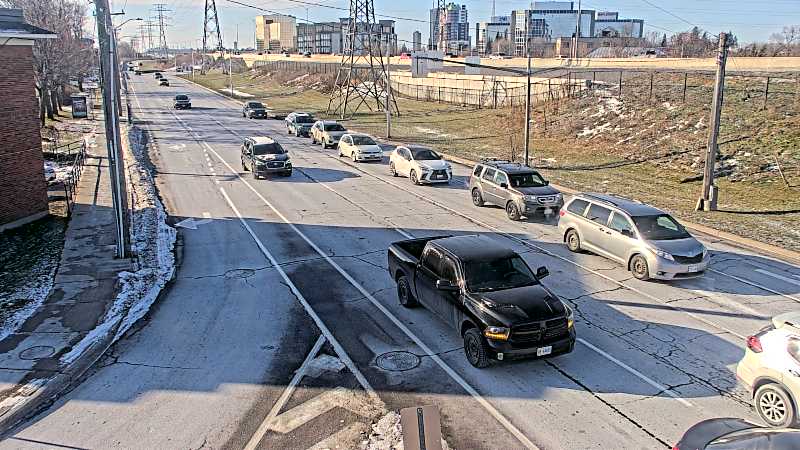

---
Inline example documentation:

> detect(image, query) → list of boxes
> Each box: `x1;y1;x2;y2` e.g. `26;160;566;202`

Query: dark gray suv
469;160;563;220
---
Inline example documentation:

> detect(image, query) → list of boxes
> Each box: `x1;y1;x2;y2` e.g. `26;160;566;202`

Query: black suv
240;137;292;178
173;94;191;109
242;101;267;119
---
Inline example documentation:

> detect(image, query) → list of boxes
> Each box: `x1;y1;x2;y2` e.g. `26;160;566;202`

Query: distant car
154;72;162;79
469;159;563;220
173;94;191;109
303;51;311;58
558;193;708;281
240;136;292;178
310;120;347;149
242;101;267;119
159;78;170;86
338;133;382;162
134;70;142;75
286;112;315;136
399;53;411;60
176;67;183;72
674;418;800;449
387;234;574;368
738;312;800;428
388;145;451;185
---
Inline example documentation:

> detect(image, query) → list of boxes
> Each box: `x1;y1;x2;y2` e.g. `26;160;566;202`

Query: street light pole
523;45;531;166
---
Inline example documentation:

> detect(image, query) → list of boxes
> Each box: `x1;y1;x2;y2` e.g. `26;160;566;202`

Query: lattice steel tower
202;0;224;73
328;0;398;118
153;4;171;59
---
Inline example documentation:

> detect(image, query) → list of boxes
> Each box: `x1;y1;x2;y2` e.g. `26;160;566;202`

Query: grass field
184;69;800;252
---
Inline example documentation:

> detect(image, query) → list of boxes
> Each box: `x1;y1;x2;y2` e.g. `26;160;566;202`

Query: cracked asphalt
4;74;800;450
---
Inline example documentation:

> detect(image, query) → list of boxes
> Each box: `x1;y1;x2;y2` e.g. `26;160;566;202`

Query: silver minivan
557;193;708;280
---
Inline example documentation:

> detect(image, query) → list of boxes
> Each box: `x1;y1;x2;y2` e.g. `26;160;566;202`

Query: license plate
433;174;446;180
688;264;699;272
544;208;553;215
536;346;552;356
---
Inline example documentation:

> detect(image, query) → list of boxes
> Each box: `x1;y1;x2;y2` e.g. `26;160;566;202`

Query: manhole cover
19;345;55;360
376;351;420;372
224;268;256;279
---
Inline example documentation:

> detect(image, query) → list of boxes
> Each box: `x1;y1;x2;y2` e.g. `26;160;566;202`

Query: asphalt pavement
4;73;800;450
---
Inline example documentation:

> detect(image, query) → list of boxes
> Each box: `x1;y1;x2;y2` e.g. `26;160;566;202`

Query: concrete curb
180;72;800;267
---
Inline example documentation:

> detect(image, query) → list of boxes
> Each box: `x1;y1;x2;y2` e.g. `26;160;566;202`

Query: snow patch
304;354;346;378
662;101;677;111
414;126;450;138
219;88;254;98
361;411;451;450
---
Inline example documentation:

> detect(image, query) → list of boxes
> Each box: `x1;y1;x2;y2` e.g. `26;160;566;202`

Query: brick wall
0;44;49;227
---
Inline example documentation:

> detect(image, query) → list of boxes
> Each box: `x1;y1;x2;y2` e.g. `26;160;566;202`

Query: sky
106;0;800;50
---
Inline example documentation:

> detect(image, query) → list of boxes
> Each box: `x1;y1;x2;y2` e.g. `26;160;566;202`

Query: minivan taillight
747;335;763;353
559;209;566;217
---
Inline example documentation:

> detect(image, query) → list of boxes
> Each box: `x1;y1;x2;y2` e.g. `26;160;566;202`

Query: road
4;73;800;449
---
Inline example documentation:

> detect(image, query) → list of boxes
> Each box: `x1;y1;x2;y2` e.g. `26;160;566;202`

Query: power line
637;0;698;29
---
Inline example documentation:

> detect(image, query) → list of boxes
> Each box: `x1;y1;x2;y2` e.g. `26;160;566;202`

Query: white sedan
338;133;383;162
389;145;452;185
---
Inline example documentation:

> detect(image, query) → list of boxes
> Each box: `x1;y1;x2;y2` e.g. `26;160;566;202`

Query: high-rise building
339;18;397;56
297;22;343;54
412;30;422;52
475;16;509;55
428;3;469;54
255;14;297;52
594;11;644;38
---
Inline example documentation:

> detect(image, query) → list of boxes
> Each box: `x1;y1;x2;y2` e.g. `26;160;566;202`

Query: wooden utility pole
386;51;392;138
696;32;728;212
524;46;532;166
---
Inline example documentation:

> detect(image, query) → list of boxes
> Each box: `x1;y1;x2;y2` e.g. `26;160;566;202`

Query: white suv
737;311;800;428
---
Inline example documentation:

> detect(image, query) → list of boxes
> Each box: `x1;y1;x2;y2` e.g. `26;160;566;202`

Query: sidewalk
0;130;132;429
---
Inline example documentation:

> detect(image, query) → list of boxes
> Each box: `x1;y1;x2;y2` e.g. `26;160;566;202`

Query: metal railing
47;139;88;216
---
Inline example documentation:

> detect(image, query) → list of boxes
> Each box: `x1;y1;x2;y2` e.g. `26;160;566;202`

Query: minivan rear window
567;199;589;216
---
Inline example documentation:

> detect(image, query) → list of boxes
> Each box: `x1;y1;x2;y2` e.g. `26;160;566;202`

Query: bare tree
1;0;95;125
769;26;800;56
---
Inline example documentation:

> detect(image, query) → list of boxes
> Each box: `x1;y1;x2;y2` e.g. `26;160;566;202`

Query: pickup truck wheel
397;276;418;308
506;202;521;221
471;188;485;207
311;136;317;144
464;329;490;368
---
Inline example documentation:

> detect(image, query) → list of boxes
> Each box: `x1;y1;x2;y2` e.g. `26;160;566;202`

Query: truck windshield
509;172;546;188
253;143;285;155
248;102;264;109
631;214;691;240
464;256;538;292
175;95;188;101
296;116;314;124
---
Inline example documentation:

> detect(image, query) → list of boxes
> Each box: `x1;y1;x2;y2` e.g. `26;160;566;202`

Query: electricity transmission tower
153;4;171;59
436;0;446;52
328;0;398;118
202;0;224;72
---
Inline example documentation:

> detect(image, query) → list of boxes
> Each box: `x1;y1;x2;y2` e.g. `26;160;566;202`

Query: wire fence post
649;72;654;100
683;72;688;102
763;76;770;109
618;70;623;97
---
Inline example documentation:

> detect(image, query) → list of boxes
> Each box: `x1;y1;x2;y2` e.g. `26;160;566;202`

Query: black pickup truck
388;234;575;368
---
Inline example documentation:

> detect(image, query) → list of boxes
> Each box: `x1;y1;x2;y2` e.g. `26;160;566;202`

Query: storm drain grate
19;345;56;360
376;351;421;372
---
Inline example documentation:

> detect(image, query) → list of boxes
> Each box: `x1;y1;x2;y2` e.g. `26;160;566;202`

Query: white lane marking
754;269;800;288
244;334;325;450
795;274;800;280
202;114;415;240
200;101;697;416
311;150;749;340
217;185;380;402
268;387;374;434
710;269;800;303
577;338;693;407
190;130;538;448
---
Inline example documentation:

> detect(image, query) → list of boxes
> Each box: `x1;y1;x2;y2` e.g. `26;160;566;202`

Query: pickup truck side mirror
500;182;508;189
536;266;549;279
436;279;459;292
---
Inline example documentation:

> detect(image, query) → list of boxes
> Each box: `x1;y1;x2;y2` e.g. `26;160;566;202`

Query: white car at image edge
338;133;383;162
389;145;452;185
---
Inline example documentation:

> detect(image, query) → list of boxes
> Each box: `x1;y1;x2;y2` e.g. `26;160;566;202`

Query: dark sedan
674;418;800;449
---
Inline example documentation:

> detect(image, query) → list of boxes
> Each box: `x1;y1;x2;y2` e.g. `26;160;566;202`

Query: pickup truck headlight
567;307;575;329
649;247;674;261
702;247;708;259
484;326;510;341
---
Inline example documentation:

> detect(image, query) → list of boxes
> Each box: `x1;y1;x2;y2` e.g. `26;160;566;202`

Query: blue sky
108;0;800;49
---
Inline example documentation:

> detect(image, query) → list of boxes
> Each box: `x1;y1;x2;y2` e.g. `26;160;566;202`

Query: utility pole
95;0;130;258
573;0;582;60
228;51;234;96
386;50;392;138
696;32;729;212
153;4;170;60
523;44;532;166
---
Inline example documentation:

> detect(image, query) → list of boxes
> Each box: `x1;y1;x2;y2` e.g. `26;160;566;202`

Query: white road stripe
754;269;800;288
711;268;800;303
244;334;326;450
577;338;693;407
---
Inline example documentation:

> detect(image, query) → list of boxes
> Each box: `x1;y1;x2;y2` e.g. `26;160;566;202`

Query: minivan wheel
566;229;581;252
631;254;650;281
472;188;484;207
463;329;490;368
506;202;521;221
397;276;418;308
755;384;796;428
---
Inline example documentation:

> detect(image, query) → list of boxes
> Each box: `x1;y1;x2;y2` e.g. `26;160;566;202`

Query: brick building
0;9;56;231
